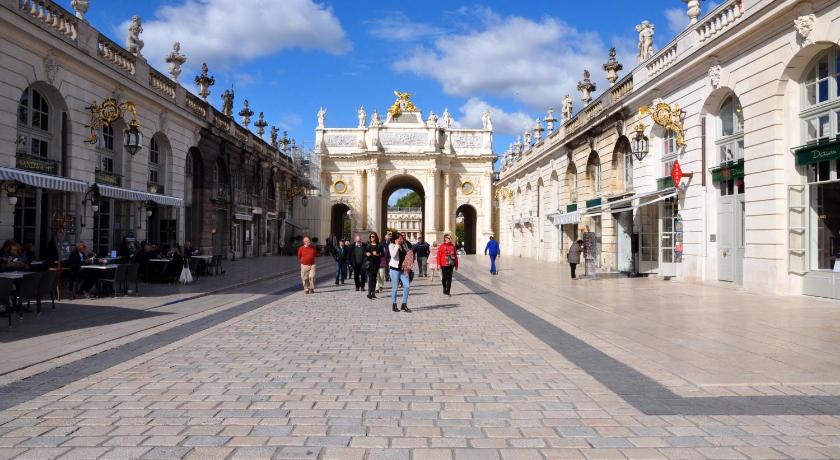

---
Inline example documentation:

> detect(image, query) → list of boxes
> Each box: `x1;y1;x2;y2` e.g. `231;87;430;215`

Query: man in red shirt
297;236;318;294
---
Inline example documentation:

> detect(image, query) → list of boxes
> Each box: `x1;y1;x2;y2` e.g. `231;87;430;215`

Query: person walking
414;236;430;277
365;232;382;299
351;235;367;291
388;233;413;312
376;234;390;293
567;239;584;280
428;241;440;281
437;234;459;296
297;236;318;294
484;235;500;275
332;239;346;285
343;240;353;281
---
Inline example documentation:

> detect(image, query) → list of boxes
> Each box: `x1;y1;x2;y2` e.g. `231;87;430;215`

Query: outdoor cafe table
80;264;119;270
0;271;31;279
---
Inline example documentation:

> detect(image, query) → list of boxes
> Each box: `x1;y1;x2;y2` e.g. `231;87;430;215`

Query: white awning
234;212;252;221
97;184;182;207
284;218;307;230
0;167;86;193
555;211;581;225
611;188;677;213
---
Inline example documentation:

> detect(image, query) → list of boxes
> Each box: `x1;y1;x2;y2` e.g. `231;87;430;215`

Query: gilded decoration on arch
84;98;140;144
388;90;418;118
639;102;685;147
494;187;513;203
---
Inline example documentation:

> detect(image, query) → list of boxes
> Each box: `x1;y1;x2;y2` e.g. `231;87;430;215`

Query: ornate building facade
315;94;496;253
387;207;423;241
496;0;840;299
0;0;306;260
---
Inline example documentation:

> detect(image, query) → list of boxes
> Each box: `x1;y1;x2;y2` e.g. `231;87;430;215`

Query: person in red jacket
436;233;459;296
297;236;318;294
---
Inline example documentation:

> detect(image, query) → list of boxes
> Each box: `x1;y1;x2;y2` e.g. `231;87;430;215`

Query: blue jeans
390;268;410;305
489;254;497;274
335;260;346;283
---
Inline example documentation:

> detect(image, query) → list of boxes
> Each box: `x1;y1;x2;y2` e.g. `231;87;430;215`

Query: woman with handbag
388;233;412;312
364;232;382;299
437;234;459;296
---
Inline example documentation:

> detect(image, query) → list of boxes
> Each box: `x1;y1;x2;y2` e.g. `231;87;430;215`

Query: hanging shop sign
795;139;840;166
671;160;683;188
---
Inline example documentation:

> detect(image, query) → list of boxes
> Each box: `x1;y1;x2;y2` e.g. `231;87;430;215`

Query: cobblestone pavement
2;259;840;458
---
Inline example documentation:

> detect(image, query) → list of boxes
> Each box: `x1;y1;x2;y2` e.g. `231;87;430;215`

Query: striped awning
97;184;182;207
234;212;252;221
554;211;581;225
0;167;86;193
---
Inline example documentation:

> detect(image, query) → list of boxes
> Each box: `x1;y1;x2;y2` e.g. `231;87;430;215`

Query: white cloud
393;12;607;110
458;98;532;136
119;0;350;74
366;11;445;42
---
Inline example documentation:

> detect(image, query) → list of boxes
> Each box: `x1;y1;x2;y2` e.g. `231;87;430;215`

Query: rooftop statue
357;106;366;128
126;15;144;57
388;90;418;118
317;107;326;129
442;108;453;129
482;109;493;131
165;42;187;82
636;21;655;63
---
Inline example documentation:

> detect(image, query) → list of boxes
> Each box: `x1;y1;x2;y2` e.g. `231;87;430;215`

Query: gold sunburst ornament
639;102;685;147
85;98;143;154
494;187;513;203
388;90;418;118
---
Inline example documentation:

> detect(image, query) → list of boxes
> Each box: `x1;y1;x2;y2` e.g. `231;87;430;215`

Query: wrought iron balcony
94;169;122;186
16;153;58;175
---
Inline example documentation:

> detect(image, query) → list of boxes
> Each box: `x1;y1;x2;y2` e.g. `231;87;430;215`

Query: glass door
659;199;677;277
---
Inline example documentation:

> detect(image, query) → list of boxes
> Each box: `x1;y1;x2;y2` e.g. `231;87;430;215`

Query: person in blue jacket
484;235;500;275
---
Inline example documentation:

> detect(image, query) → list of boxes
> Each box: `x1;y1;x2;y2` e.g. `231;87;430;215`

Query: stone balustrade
149;68;176;99
19;0;77;41
696;0;744;43
584;100;603;122
610;76;633;103
186;94;207;118
97;34;136;75
213;114;232;133
646;42;678;77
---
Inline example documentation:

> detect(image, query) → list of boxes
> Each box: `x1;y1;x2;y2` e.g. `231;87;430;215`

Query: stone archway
456;204;477;254
381;175;425;240
330;202;352;241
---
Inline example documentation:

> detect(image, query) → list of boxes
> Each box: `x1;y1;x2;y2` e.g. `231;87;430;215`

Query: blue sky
86;0;716;203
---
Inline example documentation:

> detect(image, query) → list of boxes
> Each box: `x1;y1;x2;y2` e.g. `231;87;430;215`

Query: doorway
456;204;477;254
615;211;633;273
330;203;352;241
717;179;745;283
381;175;425;240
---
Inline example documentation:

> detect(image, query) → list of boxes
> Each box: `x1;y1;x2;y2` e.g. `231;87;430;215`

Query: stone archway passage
456;204;477;254
330;203;352;241
381;175;425;240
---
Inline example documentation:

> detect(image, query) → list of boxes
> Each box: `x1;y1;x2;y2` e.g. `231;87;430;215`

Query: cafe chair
211;255;225;275
97;264;128;297
125;263;140;295
37;270;58;310
0;278;14;327
17;272;43;315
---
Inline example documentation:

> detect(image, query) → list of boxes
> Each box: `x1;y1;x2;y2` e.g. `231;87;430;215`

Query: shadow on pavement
412;303;459;311
0;304;172;343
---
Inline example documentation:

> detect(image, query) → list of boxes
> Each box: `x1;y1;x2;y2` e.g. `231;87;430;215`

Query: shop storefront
94;184;182;255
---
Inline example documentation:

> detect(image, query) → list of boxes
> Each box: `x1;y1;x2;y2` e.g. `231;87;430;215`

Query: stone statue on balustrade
165;42;187;82
636;21;655;63
70;0;89;20
442;108;453;129
523;130;532;147
482;109;493;131
221;88;234;118
317;107;326;129
357;106;366;129
426;111;439;128
270;126;279;148
370;110;382;127
126;16;144;57
562;94;573;122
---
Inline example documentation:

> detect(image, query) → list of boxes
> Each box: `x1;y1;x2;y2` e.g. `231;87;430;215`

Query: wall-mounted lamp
81;184;101;227
630;122;649;162
4;183;18;206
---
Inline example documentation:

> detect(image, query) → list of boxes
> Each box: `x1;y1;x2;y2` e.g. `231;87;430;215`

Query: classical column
367;169;379;232
443;172;452;232
354;171;365;230
424;169;439;238
482;172;493;238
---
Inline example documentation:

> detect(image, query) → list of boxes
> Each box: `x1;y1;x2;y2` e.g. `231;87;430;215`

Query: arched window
717;95;744;163
587;153;601;196
98;124;115;173
185;153;193;206
801;49;840;143
149;138;160;187
566;164;578;204
17;88;50;158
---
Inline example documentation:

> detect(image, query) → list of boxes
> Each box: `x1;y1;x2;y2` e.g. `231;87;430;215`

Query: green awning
657;176;674;190
711;159;744;182
795;139;840;166
566;203;578;213
585;197;602;208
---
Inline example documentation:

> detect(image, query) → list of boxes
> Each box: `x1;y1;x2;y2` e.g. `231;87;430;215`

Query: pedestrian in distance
437;234;459;296
351;235;367;291
428;241;440;281
377;233;390;293
388;233;413;312
414;236;430;277
343;240;353;281
365;232;382;299
297;235;318;294
484;235;500;275
567;239;584;280
332;239;346;285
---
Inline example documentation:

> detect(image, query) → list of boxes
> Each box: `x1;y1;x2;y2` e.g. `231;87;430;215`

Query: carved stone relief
43;49;61;84
708;64;722;88
379;131;426;146
452;134;482;149
793;3;816;46
324;134;358;147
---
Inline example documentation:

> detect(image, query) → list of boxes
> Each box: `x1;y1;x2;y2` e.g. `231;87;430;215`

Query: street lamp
4;183;17;206
123;117;143;156
630;122;649;161
81;184;101;227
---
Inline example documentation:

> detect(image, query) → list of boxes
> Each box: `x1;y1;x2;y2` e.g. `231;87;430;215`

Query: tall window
802;49;840;143
717;95;744;163
663;129;679;157
801;49;840;272
149;138;160;186
567;166;578;203
98;125;115;173
185;154;193;206
587;153;601;196
16;88;50;158
624;152;634;190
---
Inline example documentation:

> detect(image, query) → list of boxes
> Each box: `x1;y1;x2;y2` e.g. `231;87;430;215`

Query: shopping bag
179;266;193;284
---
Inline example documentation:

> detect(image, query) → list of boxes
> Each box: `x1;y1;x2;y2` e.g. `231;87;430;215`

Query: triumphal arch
314;92;496;252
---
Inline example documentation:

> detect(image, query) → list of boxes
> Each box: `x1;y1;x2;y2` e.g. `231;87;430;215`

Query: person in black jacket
364;232;382;299
350;235;367;291
413;236;430;277
68;241;96;295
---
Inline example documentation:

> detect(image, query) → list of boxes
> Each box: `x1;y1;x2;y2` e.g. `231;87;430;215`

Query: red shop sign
671;160;683;188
